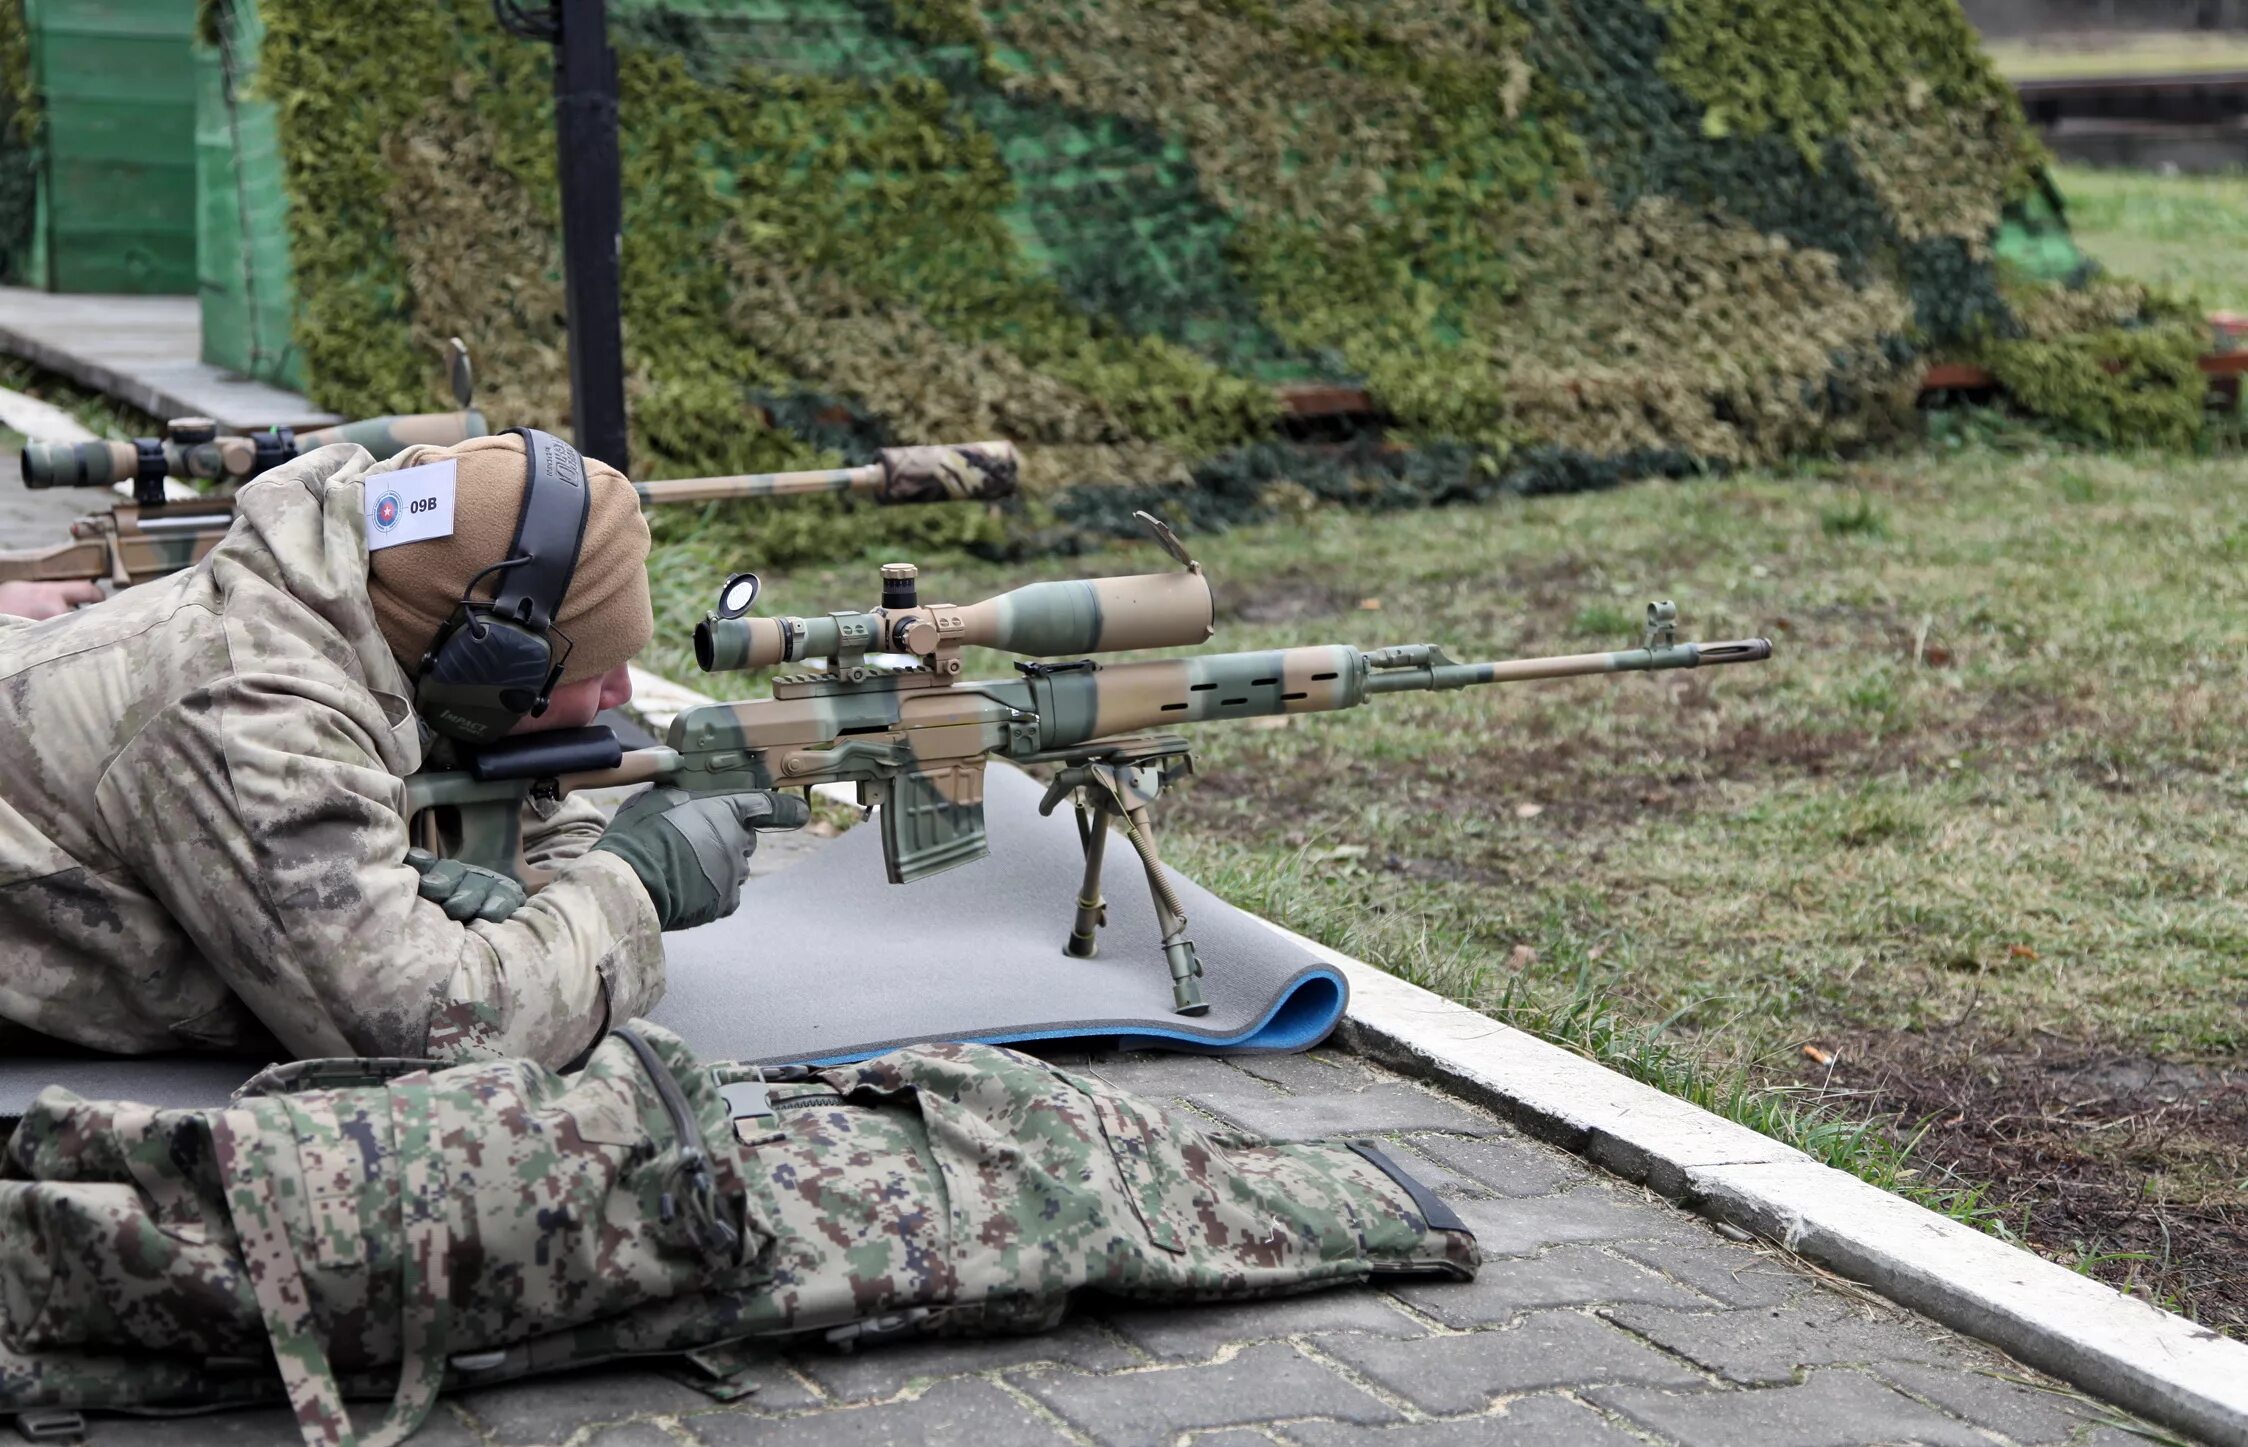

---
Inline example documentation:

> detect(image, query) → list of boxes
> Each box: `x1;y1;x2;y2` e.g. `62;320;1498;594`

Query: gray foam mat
0;767;1344;1117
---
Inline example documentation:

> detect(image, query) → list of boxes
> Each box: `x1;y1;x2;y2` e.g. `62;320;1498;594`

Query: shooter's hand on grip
592;788;812;931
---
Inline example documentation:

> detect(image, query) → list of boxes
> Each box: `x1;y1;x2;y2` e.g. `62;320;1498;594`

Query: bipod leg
1066;802;1109;958
1116;803;1206;1016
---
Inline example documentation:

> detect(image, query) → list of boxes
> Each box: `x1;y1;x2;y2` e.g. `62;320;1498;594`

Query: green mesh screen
195;0;305;387
199;0;2195;550
17;0;199;294
0;0;36;285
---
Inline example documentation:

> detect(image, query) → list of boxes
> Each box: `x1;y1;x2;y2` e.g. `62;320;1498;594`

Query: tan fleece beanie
368;433;653;685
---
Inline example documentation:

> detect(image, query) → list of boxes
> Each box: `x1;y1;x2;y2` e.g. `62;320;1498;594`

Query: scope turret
695;569;1217;674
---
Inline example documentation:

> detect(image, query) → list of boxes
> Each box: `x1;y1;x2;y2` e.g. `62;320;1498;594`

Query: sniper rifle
3;330;1018;585
4;338;487;586
407;514;1773;1016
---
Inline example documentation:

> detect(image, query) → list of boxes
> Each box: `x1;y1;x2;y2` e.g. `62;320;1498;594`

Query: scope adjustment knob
167;417;218;447
880;562;919;611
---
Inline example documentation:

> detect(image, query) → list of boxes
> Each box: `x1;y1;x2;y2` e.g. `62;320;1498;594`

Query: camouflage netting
0;0;36;286
193;0;2201;556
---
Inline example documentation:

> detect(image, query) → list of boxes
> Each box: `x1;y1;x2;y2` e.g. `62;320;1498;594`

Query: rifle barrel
1360;638;1772;694
636;441;1019;508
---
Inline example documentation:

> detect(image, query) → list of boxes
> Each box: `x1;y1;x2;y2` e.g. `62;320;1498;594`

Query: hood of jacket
202;443;426;775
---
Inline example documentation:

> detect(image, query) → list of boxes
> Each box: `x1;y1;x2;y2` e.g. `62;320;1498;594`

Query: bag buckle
14;1409;86;1442
824;1306;933;1352
718;1078;774;1120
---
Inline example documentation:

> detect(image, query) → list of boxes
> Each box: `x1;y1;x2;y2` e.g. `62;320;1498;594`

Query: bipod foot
1064;802;1109;960
1166;940;1208;1016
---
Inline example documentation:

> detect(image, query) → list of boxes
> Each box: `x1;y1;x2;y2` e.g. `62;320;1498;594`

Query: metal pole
549;0;629;472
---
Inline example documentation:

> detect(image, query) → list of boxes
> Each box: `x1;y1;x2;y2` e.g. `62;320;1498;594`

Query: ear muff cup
416;616;565;743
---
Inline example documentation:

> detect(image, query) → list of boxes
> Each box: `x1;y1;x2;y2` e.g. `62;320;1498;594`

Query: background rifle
2;326;1018;587
4;339;487;586
407;514;1772;1015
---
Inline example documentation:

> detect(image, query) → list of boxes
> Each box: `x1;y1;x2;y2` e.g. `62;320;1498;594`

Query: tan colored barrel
639;440;1019;507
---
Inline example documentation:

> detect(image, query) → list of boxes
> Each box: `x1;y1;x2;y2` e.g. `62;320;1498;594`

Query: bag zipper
769;1090;847;1111
611;1027;743;1263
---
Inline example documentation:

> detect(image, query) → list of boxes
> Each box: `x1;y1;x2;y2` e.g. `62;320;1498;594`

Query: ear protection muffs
413;427;592;745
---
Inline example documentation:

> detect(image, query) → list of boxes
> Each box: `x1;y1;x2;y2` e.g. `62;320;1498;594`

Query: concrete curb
0;287;340;430
1250;920;2248;1447
0;385;98;444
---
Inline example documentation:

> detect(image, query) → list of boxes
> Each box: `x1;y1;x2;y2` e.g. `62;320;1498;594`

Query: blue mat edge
792;965;1349;1066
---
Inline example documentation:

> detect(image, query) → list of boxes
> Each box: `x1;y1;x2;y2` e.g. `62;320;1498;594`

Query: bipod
1034;736;1206;1016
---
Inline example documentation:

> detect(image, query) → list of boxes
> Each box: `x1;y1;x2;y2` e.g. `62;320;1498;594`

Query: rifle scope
20;411;487;495
695;570;1216;673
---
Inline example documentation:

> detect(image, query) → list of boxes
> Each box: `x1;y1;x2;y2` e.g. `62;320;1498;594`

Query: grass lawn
2054;164;2248;315
645;435;2247;1330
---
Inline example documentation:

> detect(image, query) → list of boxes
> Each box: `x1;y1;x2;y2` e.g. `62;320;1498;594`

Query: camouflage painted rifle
3;410;491;586
5;339;492;587
1;431;1021;588
406;514;1773;1015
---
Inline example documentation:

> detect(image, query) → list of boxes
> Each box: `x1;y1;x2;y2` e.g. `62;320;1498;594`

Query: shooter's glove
405;848;529;924
591;788;811;932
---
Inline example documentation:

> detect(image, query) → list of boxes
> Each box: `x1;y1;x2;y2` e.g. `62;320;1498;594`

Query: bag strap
372;1074;453;1447
213;1077;457;1447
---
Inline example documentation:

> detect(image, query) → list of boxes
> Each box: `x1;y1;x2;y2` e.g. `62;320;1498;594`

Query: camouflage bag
0;1029;1477;1447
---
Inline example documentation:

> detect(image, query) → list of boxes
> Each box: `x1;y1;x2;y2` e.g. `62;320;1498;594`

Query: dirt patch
1798;1030;2248;1334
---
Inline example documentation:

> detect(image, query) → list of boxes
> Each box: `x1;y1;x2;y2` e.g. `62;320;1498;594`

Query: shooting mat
0;766;1346;1117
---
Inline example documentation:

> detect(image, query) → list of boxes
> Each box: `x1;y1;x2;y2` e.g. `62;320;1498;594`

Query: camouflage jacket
0;444;662;1067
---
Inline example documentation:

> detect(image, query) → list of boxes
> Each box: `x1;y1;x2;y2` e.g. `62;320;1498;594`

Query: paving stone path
0;432;2168;1447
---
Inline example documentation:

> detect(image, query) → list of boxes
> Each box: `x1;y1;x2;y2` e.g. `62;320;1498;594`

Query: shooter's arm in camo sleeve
97;673;665;1069
521;789;615;870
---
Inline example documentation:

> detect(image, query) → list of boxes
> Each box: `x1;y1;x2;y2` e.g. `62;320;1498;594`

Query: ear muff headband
413;428;592;744
491;427;592;630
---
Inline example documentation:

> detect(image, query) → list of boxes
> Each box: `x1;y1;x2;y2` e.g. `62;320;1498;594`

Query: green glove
591;788;811;931
405;847;529;924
